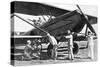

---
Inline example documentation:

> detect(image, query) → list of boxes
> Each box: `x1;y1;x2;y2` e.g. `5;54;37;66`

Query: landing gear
47;42;79;59
47;43;53;58
73;42;79;54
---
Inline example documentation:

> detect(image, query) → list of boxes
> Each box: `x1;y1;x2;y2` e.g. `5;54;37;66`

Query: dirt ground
11;39;97;66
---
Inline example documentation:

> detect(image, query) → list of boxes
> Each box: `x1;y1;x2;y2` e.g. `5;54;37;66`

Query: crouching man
24;40;41;60
24;40;35;60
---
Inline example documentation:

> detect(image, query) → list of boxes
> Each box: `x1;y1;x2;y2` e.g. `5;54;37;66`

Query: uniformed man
47;33;58;60
87;31;94;60
65;30;74;60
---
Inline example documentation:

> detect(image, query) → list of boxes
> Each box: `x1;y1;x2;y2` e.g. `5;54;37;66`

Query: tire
73;42;79;54
47;43;53;58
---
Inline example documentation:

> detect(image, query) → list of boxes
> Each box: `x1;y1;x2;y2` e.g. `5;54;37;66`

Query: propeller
76;5;96;36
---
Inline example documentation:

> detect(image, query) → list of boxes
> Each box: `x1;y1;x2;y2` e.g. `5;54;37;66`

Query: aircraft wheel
47;43;53;58
73;42;79;54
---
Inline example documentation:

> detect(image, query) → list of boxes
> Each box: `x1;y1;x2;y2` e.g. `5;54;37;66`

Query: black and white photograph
11;1;98;66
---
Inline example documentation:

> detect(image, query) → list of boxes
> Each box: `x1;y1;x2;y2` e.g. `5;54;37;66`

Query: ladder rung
57;51;68;54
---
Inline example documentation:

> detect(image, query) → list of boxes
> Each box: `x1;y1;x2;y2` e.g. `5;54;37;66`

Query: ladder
57;42;69;60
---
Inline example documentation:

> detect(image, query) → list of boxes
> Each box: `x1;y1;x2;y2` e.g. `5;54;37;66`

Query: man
24;40;41;60
65;30;74;60
47;33;58;60
87;31;94;60
33;39;41;59
24;40;34;60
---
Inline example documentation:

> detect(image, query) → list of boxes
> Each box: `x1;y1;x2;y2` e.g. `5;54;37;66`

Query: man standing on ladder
65;30;74;60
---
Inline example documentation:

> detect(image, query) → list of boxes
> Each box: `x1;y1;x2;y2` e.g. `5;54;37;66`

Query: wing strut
12;14;48;34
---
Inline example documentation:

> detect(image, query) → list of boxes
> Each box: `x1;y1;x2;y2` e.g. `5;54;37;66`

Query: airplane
11;1;97;60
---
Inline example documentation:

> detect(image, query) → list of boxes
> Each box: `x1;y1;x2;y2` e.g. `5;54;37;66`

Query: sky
11;3;98;34
45;3;98;17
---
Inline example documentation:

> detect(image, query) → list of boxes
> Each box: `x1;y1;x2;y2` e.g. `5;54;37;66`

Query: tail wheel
73;42;79;54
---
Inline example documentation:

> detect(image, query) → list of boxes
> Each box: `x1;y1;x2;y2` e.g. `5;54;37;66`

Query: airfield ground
12;40;97;66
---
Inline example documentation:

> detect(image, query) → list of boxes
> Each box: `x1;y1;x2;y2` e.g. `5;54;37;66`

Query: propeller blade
76;5;96;35
85;24;88;35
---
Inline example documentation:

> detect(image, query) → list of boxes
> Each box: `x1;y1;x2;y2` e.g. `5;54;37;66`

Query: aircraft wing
24;10;86;36
11;1;69;17
11;1;97;24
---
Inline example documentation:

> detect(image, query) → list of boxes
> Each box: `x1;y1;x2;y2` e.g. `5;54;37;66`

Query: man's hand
47;33;50;36
31;47;35;50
